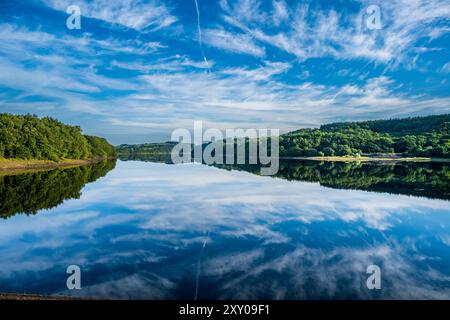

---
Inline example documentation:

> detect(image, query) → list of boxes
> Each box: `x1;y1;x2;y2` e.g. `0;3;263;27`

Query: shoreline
0;292;85;300
0;157;114;174
119;153;447;163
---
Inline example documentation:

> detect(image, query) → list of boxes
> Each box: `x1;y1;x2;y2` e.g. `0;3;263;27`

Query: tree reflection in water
0;159;117;219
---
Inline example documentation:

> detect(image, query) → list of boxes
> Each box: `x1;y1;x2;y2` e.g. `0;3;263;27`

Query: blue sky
0;0;449;144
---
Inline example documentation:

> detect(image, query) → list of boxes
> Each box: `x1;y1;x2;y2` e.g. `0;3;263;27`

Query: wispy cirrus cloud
441;62;450;73
40;0;178;31
272;0;289;27
0;20;448;141
0;1;448;143
214;0;450;65
203;28;266;57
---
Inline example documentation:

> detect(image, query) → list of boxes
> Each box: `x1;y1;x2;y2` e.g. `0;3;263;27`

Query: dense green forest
116;114;450;159
280;114;449;158
116;142;177;156
0;113;116;161
118;153;174;164
0;159;116;219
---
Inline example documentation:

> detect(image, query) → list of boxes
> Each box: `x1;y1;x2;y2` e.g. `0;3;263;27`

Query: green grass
0;157;96;172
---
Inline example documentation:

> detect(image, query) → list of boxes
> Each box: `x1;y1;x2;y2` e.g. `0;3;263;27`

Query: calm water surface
0;159;449;299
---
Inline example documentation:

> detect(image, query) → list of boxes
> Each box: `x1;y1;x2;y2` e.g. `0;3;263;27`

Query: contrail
194;233;208;300
194;0;211;73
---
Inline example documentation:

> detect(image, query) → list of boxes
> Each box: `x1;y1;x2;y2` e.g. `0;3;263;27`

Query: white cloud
219;0;269;25
2;21;446;136
217;0;450;64
41;0;178;31
272;0;289;26
441;62;450;73
0;1;449;143
221;61;291;81
111;55;214;73
203;28;266;57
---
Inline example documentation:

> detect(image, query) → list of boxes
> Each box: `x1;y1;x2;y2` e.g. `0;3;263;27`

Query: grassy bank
0;157;113;173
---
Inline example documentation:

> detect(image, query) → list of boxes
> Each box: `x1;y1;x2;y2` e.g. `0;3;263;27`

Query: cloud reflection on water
0;161;449;299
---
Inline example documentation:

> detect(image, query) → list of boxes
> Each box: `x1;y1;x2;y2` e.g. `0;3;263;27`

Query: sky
0;0;449;144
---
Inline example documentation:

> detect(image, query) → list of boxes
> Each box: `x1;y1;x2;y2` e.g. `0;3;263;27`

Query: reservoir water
0;159;449;299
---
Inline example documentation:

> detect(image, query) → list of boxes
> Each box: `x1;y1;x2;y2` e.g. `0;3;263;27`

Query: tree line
0;113;116;160
280;114;449;158
116;142;177;156
116;114;450;159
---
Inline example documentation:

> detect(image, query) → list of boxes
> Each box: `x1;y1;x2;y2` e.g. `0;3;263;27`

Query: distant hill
280;114;449;158
320;114;450;135
116;142;178;156
0;113;116;161
115;114;450;159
